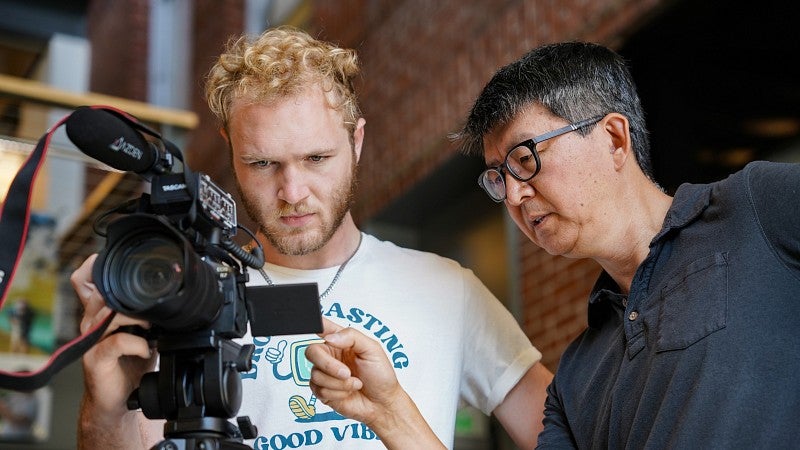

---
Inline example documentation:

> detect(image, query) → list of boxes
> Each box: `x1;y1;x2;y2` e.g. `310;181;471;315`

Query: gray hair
455;41;654;180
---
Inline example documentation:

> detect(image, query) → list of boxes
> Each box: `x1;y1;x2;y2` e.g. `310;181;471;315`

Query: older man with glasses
307;41;800;449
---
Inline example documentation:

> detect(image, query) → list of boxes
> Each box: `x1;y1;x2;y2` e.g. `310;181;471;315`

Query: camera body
93;170;249;339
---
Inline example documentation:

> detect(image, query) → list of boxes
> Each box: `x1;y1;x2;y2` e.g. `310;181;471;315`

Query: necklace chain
256;233;362;300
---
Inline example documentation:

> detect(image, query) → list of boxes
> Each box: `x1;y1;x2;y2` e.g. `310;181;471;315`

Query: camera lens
117;237;184;306
95;214;224;331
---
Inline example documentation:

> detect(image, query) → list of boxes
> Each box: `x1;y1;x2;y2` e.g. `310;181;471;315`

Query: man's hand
305;319;401;424
72;254;161;448
306;319;446;449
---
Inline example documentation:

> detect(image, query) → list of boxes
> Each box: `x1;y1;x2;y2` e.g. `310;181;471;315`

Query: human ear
603;113;632;171
219;127;230;145
353;118;366;162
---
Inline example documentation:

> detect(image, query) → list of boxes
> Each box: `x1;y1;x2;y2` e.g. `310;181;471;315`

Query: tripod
127;331;258;450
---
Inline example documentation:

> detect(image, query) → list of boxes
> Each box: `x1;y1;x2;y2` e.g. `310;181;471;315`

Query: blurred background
0;0;798;448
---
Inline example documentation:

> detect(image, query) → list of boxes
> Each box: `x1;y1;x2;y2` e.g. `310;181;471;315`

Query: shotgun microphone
65;106;163;175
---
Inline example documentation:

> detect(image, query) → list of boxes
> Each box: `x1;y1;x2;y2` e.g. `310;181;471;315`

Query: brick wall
312;0;667;371
87;0;150;100
519;234;601;370
86;0;253;236
186;0;247;230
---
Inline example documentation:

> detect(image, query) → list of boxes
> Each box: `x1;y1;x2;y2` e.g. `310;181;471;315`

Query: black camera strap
0;109;116;391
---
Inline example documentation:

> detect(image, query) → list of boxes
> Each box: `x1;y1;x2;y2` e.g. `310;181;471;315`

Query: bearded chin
237;159;358;257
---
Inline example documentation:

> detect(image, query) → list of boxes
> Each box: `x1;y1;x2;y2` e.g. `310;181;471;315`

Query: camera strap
0;108;117;391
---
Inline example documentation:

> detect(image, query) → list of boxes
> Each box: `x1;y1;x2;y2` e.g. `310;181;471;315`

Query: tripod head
129;330;258;449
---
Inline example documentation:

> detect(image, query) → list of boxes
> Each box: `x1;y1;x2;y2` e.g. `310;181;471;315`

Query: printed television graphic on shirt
242;300;411;446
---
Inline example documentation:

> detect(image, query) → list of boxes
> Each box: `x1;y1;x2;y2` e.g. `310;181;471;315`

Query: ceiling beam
0;73;198;129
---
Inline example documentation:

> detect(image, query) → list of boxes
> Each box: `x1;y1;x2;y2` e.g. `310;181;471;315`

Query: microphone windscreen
65;106;157;174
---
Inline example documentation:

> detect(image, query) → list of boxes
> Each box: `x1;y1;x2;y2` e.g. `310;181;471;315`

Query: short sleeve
458;269;542;414
745;161;800;276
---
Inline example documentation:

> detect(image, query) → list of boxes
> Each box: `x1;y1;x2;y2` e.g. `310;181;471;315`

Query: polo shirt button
628;311;639;321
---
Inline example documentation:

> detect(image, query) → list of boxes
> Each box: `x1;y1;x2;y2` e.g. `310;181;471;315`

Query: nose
277;165;310;204
504;172;534;206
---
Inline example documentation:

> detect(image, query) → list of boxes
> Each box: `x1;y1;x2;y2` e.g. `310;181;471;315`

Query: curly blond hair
205;26;362;132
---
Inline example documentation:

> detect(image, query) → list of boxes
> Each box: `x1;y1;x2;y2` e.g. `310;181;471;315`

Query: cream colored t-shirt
237;233;541;449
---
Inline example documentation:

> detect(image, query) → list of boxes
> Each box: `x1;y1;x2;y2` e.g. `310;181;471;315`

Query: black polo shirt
537;161;800;449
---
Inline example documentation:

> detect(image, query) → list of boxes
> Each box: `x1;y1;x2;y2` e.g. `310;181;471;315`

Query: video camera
66;106;260;340
67;108;255;339
64;106;322;449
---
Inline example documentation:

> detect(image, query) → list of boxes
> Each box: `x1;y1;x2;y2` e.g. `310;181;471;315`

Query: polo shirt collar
586;182;713;329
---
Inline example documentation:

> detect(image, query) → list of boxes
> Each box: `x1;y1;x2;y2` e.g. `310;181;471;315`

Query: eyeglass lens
480;169;505;201
507;144;538;179
479;144;538;201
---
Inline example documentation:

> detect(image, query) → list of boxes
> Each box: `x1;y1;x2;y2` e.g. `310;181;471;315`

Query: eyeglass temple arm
532;116;605;143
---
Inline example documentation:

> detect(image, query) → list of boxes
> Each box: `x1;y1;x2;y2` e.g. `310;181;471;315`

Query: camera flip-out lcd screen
246;283;323;336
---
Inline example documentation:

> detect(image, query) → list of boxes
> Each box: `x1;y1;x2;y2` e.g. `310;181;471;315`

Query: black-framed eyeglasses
478;115;605;202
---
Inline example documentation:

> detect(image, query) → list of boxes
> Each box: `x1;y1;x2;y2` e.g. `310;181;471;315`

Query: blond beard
237;155;357;256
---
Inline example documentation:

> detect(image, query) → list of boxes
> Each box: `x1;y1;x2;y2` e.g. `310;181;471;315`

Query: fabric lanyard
0;107;119;391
